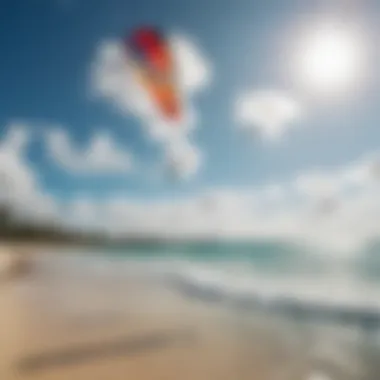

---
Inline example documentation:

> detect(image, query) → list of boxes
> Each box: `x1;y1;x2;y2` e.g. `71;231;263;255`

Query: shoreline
0;253;297;380
0;246;378;379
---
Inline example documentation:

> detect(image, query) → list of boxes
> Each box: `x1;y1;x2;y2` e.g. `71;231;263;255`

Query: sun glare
296;22;365;95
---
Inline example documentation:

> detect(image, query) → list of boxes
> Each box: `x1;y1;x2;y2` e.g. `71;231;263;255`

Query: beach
0;245;377;380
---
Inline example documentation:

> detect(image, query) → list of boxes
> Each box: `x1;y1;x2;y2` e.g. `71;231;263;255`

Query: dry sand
0;245;366;380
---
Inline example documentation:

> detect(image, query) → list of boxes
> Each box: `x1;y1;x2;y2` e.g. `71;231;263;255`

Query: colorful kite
124;26;182;122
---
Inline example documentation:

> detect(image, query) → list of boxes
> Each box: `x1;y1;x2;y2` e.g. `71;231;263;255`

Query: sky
2;0;380;252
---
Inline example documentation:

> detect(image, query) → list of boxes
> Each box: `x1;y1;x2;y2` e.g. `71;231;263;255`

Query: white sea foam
169;259;380;313
26;251;380;318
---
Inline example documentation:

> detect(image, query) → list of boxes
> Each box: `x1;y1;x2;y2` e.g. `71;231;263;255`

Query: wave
29;245;380;328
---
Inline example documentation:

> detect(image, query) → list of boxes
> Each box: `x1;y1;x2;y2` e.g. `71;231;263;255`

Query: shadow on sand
17;328;196;373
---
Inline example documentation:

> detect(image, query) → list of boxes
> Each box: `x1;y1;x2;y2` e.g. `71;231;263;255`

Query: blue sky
1;0;380;247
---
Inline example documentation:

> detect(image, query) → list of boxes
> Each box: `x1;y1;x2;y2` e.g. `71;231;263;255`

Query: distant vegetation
0;204;181;247
0;204;107;245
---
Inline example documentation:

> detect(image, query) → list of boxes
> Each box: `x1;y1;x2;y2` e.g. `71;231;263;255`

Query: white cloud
341;152;380;185
1;123;30;153
259;183;286;203
10;192;60;225
73;152;380;256
45;128;133;175
0;123;59;223
164;138;202;180
3;122;380;259
235;90;301;140
60;196;103;232
170;34;212;95
91;33;212;180
0;124;37;202
293;155;380;202
293;170;343;200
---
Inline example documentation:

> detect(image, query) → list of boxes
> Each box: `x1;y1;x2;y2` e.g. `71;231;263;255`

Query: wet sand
0;246;371;380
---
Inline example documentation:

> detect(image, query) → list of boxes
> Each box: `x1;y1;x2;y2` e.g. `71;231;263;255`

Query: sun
296;22;365;95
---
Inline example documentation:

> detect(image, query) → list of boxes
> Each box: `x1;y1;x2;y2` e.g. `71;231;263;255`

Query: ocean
33;239;380;317
14;240;380;380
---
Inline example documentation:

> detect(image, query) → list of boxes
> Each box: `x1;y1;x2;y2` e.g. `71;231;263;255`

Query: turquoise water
41;239;380;319
98;239;380;283
106;240;313;267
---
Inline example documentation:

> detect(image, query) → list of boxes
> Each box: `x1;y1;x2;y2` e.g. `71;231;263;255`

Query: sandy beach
0;245;373;380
